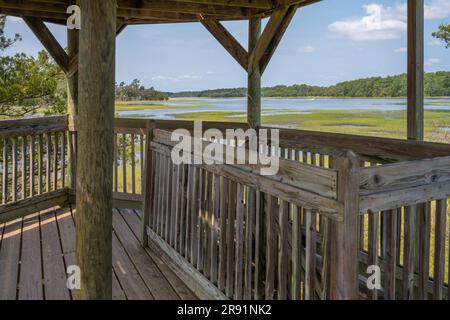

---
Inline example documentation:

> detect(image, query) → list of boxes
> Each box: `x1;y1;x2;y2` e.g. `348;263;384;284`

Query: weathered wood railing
0;116;73;223
1;116;449;300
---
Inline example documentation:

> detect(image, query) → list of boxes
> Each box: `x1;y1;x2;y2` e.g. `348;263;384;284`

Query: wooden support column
407;0;424;141
76;0;116;300
328;151;360;300
67;28;78;190
247;18;262;129
406;1;424;300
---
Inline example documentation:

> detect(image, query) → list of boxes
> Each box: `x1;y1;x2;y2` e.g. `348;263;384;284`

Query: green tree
0;15;21;51
0;51;66;117
432;23;450;48
0;15;66;118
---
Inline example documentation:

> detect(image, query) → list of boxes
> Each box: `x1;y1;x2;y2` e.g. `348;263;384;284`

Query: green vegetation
172;109;450;141
116;79;168;101
0;15;66;119
433;23;450;48
170;72;450;98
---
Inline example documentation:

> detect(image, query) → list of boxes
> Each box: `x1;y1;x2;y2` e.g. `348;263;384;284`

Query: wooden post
67;28;78;191
76;0;116;300
328;151;360;300
141;120;155;247
407;0;424;141
406;1;424;299
247;18;261;129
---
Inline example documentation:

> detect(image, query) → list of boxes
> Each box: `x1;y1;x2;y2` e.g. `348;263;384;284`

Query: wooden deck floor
0;206;196;300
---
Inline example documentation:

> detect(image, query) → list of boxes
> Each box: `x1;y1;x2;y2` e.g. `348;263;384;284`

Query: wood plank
147;227;227;300
0;116;67;139
113;209;180;300
112;271;127;300
278;200;289;299
418;202;430;299
123;209;197;300
218;176;228;291
433;199;446;299
18;213;43;300
305;209;316;300
360;156;450;195
360;180;450;214
226;180;236;297
265;195;278;299
234;183;244;299
40;209;70;300
383;209;398;300
0;218;22;300
112;232;154;300
244;188;256;299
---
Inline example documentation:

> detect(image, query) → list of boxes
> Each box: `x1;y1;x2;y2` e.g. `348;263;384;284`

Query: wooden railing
0;116;73;223
1;116;449;300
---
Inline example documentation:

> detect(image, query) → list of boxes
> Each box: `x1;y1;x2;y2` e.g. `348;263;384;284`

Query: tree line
170;72;450;98
116;79;168;101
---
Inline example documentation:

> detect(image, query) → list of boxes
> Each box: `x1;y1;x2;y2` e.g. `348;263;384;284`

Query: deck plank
18;213;43;300
0;218;22;300
112;232;154;300
113;270;127;300
40;208;71;300
124;209;197;300
113;208;180;300
0;206;196;300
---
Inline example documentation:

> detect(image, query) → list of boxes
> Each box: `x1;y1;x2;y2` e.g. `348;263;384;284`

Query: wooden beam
169;0;273;9
201;19;249;70
118;0;256;17
248;5;297;74
328;152;360;299
23;16;69;74
260;5;298;73
247;17;262;128
76;0;116;300
407;0;424;141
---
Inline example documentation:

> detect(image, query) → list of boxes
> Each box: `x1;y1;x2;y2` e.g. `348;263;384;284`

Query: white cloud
394;47;407;53
151;74;202;82
329;1;450;41
425;0;450;19
329;4;407;41
425;58;440;66
299;46;316;53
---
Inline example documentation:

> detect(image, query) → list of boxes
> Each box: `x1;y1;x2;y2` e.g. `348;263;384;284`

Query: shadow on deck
0;206;196;300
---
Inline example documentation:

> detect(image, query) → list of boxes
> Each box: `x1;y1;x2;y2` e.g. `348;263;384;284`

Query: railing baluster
12;137;18;203
21;136;27;199
46;133;51;193
38;134;43;195
122;133;127;194
2;138;8;204
30;135;35;197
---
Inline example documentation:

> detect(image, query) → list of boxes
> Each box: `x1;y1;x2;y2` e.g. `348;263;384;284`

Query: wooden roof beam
248;5;298;74
201;19;249;70
260;4;297;73
167;0;274;9
118;0;258;17
23;16;69;74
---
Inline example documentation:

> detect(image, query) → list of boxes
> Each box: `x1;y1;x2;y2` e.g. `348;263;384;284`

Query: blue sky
2;0;450;92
